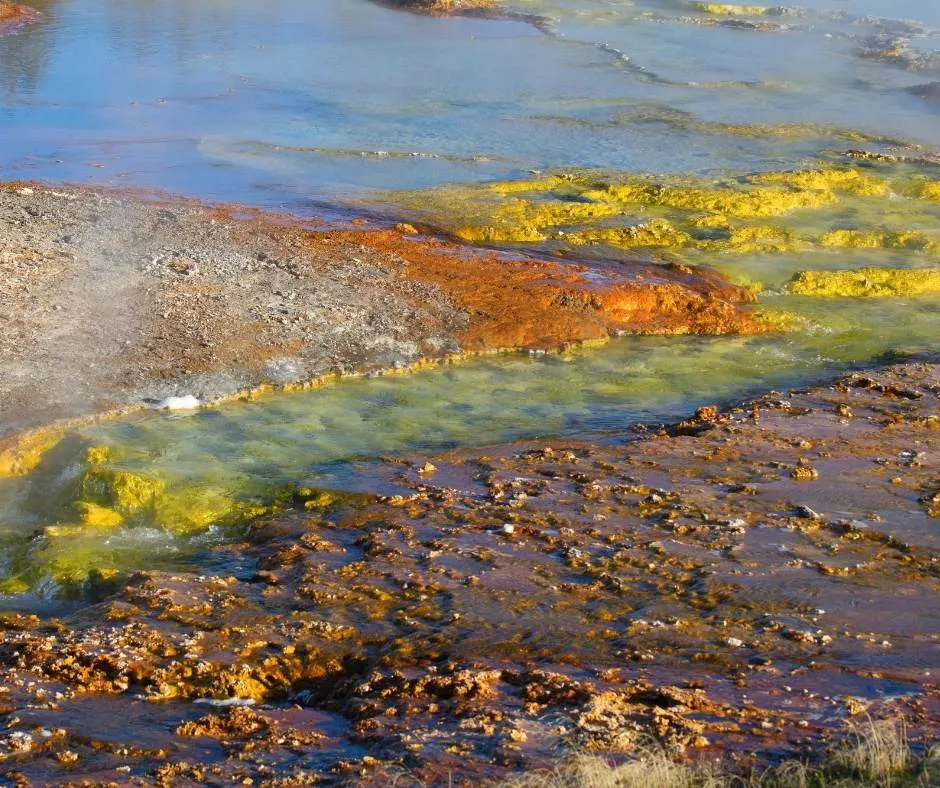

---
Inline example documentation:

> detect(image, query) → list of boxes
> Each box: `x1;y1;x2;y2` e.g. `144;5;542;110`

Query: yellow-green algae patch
76;446;290;537
0;428;65;477
562;219;693;249
722;225;801;255
383;160;940;263
81;463;165;517
74;501;125;529
819;229;936;252
787;267;940;298
693;3;771;14
909;179;940;202
579;180;840;219
487;174;590;196
922;183;940;201
750;168;889;197
0;437;294;594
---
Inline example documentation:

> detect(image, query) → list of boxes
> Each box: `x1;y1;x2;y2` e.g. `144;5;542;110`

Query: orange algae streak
0;2;22;20
0;2;36;30
301;229;763;351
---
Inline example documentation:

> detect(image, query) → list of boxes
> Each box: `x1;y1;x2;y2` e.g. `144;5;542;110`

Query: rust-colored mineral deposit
300;228;763;351
0;1;35;31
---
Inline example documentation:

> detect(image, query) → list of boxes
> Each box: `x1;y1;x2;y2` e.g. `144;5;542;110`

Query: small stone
844;697;869;716
795;505;822;520
501;523;515;535
417;462;437;475
154;395;201;411
791;459;819;481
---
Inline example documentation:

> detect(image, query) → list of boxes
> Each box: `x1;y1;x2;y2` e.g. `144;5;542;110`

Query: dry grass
497;720;940;788
831;718;912;784
500;750;721;788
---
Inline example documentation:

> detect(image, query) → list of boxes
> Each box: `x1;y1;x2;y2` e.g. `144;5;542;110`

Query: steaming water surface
0;0;939;596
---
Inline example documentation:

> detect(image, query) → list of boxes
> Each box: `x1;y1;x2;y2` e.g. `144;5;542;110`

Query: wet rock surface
0;360;936;784
906;81;940;105
0;183;760;441
0;183;460;439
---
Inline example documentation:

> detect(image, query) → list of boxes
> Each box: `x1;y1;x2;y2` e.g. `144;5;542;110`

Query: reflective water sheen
2;0;939;205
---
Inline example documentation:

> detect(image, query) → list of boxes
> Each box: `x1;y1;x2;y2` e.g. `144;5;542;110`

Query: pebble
194;697;256;707
154;395;202;410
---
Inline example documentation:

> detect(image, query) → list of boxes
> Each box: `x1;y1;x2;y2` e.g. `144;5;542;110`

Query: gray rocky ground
0;184;465;437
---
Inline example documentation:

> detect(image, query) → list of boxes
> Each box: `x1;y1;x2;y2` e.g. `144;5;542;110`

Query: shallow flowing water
3;0;939;201
1;300;935;598
1;0;939;597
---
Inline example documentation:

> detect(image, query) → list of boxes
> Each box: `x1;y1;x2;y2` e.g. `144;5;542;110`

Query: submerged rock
905;81;940;103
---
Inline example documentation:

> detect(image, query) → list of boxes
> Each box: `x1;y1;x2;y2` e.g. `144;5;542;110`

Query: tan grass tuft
501;750;720;788
495;719;938;788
